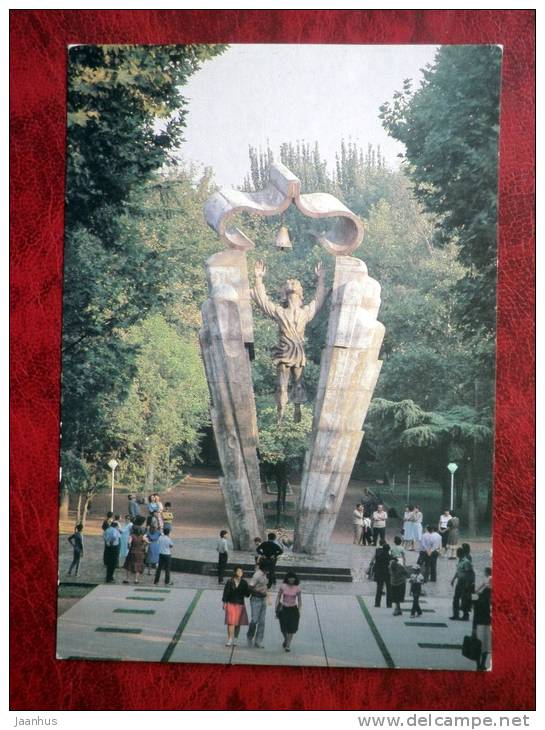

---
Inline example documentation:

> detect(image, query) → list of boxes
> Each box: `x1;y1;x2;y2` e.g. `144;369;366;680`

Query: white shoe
225;640;233;646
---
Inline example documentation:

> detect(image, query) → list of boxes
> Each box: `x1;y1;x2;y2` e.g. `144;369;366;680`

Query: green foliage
379;45;502;337
110;314;210;489
257;401;313;469
61;44;224;494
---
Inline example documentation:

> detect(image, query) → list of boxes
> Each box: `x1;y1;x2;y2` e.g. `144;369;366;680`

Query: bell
275;224;292;250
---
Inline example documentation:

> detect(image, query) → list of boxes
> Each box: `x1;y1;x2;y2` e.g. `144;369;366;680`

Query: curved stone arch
204;161;364;255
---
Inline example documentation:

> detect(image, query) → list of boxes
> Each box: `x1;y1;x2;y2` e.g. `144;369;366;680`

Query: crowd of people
67;493;176;586
364;511;492;670
66;494;490;668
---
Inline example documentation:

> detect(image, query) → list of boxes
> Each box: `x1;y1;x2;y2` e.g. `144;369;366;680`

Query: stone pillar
199;251;265;550
294;257;384;554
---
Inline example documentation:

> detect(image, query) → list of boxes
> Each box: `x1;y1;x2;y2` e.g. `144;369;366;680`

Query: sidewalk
56;583;478;671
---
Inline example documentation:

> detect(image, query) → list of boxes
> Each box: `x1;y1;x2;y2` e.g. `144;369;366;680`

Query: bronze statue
251;260;328;423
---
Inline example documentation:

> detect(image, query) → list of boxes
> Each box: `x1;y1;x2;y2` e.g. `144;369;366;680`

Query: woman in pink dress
275;571;302;652
222;566;250;646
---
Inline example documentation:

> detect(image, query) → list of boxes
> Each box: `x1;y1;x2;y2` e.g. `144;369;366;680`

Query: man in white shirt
420;525;442;582
352;504;364;545
438;510;451;553
372;504;388;545
154;526;174;585
247;558;269;648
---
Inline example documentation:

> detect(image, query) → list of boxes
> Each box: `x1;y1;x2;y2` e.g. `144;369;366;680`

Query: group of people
67;492;175;586
353;502;462;559
368;533;491;670
215;530;302;651
352;503;389;546
221;562;302;652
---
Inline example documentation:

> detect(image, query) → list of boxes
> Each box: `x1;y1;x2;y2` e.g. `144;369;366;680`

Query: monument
201;162;384;554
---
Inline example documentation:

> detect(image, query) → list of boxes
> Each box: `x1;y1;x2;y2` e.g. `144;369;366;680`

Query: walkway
57;584;477;671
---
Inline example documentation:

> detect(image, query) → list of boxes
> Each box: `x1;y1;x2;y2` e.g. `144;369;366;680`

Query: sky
177;44;439;188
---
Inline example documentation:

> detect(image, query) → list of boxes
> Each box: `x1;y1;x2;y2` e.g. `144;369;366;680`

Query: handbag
462;634;481;661
275;604;283;619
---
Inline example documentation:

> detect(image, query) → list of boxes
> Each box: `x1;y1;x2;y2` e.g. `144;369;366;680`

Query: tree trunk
165;447;171;491
81;494;92;527
59;489;70;521
146;461;155;491
466;458;477;536
76;493;82;524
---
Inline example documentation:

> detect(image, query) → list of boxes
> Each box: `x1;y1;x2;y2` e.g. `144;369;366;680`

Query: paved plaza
57;583;478;670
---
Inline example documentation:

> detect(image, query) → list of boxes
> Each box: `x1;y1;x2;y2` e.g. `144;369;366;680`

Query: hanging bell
275;224;292;250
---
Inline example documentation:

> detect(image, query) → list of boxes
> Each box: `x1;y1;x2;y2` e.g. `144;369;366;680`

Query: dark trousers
68;549;82;575
267;558;278;588
374;576;391;607
104;545;118;582
452;581;472;618
218;552;228;583
373;527;386;545
422;550;439;582
410;588;422;616
154;554;172;584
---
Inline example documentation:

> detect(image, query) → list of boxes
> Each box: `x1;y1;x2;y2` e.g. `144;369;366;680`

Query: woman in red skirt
222;566;250;646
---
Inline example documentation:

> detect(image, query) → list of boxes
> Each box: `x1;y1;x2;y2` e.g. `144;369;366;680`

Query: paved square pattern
57;585;478;670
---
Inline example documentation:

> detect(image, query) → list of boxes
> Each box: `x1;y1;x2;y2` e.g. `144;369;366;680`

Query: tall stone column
294;257;384;554
199;250;265;550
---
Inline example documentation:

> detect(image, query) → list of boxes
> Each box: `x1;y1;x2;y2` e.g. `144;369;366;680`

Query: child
154;526;174;585
162;502;174;532
253;537;262;564
67;523;84;576
409;565;425;617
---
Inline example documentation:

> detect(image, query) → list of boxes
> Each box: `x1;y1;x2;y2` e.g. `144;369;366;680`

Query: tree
111;314;210;490
61;45;225;498
257;401;313;524
379;45;502;340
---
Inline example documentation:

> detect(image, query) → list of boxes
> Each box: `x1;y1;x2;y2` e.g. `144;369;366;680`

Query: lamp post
108;459;119;513
447;462;458;511
407;463;412;503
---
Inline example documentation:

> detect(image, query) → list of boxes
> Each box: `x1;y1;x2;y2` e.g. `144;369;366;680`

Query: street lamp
108;458;119;513
407;463;412;503
447;462;458;511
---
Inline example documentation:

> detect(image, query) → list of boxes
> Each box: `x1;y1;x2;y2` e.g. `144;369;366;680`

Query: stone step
170;557;352;582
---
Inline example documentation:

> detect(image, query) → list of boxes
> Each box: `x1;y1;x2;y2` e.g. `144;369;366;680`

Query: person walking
409;565;425;617
222;566;250;646
246;557;269;648
450;546;475;621
447;512;460;558
389;558;409;616
372;504;388;546
472;583;491;670
276;571;302;652
216;529;229;584
145;524;161;575
67;523;84;577
257;533;284;588
122;524;148;584
103;520;121;583
352;504;365;545
154;525;174;586
373;542;392;608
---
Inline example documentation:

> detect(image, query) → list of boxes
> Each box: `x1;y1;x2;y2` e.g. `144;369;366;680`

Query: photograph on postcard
56;43;500;671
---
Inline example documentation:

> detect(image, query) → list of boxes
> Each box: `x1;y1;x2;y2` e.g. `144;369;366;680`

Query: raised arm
250;261;279;320
303;261;329;322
